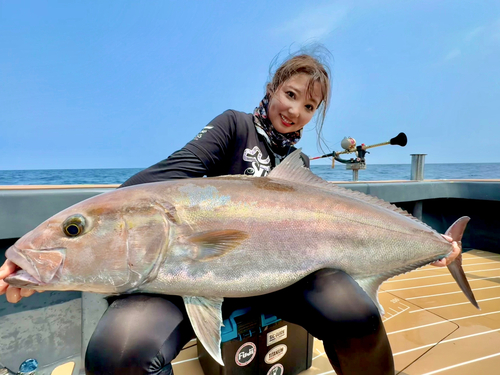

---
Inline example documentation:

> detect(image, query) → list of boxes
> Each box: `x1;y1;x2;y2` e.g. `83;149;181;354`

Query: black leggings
85;269;394;375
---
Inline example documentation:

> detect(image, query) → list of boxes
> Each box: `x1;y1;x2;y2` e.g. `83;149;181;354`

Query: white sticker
235;342;257;366
264;344;287;364
194;125;214;140
267;325;287;346
267;363;284;375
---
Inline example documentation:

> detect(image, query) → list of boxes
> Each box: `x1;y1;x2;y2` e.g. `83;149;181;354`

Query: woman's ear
266;83;273;98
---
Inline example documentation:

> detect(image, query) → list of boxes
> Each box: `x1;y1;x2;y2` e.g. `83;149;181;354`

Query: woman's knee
335;302;382;339
297;269;383;339
85;294;193;375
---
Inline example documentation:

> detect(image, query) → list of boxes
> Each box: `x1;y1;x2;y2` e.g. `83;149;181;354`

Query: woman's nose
288;105;299;118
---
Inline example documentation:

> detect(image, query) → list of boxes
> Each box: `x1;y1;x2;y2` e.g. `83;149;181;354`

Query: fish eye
63;215;86;237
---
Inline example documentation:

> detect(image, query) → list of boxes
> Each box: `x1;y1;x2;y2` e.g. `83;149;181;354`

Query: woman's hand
0;259;37;303
431;235;460;267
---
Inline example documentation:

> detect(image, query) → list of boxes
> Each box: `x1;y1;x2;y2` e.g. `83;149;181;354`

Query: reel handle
390;132;407;147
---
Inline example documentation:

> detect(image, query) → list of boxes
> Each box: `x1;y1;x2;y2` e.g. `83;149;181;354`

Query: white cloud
464;26;485;43
462;20;500;47
442;19;499;62
444;49;461;61
271;3;351;42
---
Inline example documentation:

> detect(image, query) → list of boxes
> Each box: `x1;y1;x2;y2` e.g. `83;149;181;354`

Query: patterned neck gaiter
253;95;302;159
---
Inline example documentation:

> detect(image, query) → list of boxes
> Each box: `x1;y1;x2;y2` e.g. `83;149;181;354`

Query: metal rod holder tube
413;201;423;220
411;154;426;181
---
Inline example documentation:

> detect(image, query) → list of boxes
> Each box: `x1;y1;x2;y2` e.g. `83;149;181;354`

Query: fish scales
134;176;446;298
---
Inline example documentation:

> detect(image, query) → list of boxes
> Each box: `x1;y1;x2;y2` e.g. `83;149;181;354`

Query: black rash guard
121;110;309;187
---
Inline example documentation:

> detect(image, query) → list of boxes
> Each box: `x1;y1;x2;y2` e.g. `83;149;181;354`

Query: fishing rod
311;132;407;160
310;132;407;181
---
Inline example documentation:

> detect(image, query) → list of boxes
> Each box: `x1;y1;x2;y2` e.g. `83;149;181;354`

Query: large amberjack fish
5;150;479;365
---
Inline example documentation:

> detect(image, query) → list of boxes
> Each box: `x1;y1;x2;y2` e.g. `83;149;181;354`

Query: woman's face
267;73;323;134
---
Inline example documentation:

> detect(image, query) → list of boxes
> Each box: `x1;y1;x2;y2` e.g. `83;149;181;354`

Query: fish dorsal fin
183;296;225;365
269;148;329;187
186;230;249;261
269;149;436;232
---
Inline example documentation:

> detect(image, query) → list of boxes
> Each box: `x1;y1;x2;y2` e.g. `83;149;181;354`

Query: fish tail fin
445;216;480;309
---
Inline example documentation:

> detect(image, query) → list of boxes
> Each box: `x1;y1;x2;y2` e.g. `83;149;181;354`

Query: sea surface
0;163;499;185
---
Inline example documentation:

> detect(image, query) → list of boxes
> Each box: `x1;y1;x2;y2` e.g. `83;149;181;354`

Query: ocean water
0;163;499;185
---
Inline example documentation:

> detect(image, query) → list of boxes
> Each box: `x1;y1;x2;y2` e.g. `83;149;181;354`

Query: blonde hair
266;47;332;150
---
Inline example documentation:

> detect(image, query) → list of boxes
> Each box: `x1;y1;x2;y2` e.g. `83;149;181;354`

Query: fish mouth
5;269;42;287
4;245;65;287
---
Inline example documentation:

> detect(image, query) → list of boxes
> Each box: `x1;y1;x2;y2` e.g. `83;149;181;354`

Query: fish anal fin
184;296;224;366
354;276;386;316
354;261;443;316
186;230;249;261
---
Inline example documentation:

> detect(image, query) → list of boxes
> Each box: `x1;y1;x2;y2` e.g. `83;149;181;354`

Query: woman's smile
280;114;294;126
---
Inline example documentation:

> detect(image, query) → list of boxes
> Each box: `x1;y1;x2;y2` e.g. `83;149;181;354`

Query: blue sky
1;0;499;170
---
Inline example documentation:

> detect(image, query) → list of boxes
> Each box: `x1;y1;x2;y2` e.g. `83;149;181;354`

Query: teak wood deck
46;249;500;375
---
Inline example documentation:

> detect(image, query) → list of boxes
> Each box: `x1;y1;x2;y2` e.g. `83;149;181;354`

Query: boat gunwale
1;179;500;190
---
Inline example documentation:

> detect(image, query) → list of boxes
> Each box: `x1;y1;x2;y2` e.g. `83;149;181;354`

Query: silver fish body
140;175;451;299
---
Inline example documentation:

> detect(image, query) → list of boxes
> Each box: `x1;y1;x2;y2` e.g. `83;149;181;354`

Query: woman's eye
306;104;315;111
286;91;295;99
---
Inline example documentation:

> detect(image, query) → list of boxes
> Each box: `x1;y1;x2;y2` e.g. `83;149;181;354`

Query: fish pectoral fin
183;296;225;366
186;230;249;261
354;276;386;316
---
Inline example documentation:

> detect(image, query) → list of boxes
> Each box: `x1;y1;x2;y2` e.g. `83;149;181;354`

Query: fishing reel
310;132;408;181
336;136;369;167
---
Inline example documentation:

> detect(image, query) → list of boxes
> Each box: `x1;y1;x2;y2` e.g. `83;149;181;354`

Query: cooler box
197;307;313;375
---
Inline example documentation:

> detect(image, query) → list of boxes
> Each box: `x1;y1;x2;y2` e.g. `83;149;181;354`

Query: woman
0;51;459;375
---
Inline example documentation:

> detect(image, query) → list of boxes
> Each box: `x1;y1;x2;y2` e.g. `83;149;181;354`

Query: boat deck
10;249;500;375
169;249;500;375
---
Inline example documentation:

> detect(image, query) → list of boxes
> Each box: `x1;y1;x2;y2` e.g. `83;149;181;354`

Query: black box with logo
197;307;313;375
